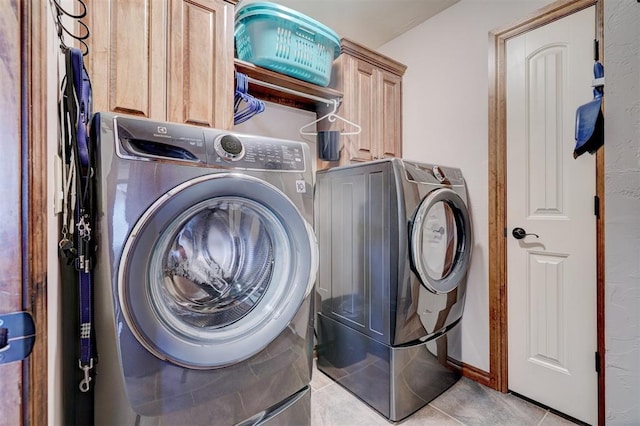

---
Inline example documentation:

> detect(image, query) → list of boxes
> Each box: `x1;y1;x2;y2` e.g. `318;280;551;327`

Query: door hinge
594;39;600;61
504;227;507;238
594;195;600;218
595;351;601;373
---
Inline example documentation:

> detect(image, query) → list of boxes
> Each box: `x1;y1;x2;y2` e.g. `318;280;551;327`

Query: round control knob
214;134;245;161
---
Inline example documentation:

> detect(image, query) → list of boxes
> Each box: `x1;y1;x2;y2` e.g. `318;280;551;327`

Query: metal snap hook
79;358;94;392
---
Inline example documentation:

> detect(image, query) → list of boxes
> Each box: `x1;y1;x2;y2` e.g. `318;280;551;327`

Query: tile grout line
311;380;336;393
537;410;550;426
428;403;467;425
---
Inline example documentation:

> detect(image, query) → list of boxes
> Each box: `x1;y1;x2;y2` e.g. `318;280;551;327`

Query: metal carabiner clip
79;358;94;392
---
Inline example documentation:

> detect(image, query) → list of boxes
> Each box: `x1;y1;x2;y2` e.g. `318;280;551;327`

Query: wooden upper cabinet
328;38;406;166
347;57;376;162
167;0;234;128
85;0;236;129
380;71;402;158
85;0;165;119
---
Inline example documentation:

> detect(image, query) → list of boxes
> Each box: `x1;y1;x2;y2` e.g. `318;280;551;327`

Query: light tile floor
310;361;581;426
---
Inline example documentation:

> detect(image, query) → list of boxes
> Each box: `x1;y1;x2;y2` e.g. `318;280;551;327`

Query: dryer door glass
419;201;458;280
118;174;317;369
411;188;472;294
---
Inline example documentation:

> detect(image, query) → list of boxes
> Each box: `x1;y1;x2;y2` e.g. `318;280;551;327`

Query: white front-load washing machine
315;158;473;422
91;112;318;425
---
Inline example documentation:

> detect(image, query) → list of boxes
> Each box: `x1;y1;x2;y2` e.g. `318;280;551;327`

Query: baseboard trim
447;358;491;388
461;363;491;387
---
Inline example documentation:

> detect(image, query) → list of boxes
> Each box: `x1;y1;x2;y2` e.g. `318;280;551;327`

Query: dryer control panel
402;161;465;186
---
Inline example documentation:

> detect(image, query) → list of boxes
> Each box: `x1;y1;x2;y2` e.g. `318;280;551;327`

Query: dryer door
117;173;317;369
410;188;472;294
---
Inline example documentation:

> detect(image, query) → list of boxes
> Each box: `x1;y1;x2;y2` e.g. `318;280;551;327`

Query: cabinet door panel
347;58;377;162
328;40;405;169
380;72;402;158
87;0;166;118
168;0;234;128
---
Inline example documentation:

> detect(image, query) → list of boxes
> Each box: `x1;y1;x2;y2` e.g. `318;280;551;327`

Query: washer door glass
118;174;317;369
410;188;472;294
152;197;279;332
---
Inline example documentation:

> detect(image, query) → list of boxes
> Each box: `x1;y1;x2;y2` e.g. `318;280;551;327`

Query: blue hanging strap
574;61;604;159
592;61;604;96
63;46;96;392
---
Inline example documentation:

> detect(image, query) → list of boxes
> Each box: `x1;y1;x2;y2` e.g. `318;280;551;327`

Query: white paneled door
506;6;597;425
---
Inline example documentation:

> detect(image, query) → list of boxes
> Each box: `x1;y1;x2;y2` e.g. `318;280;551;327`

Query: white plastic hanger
299;99;362;136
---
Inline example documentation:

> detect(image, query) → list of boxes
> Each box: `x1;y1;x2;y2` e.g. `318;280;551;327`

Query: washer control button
214;134;245;161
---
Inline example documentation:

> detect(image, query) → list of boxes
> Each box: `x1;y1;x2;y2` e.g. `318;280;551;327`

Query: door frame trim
24;0;49;423
487;0;604;424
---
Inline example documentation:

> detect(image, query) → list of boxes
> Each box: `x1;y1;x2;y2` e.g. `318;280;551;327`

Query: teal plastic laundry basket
235;2;341;87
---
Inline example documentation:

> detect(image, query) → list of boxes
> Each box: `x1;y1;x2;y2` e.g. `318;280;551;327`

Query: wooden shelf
234;59;343;112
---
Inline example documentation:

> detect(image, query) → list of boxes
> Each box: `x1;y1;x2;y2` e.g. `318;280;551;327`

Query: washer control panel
112;115;306;172
209;133;305;171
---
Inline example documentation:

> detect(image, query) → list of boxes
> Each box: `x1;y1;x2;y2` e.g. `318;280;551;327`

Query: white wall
378;0;553;371
604;1;640;423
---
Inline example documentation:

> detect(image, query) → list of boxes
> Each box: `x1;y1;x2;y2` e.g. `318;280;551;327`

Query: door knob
512;227;539;240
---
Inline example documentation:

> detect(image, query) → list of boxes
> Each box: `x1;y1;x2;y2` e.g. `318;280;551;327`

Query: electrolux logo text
153;126;171;138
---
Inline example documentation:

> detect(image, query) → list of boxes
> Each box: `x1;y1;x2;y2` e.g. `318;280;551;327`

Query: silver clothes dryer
315;158;472;422
91;112;318;425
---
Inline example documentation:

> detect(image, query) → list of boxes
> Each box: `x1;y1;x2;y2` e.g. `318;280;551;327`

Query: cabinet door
86;0;166;119
379;71;402;158
167;0;234;129
343;56;378;162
